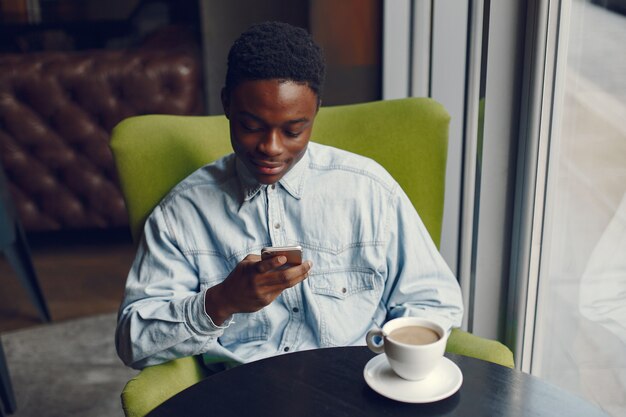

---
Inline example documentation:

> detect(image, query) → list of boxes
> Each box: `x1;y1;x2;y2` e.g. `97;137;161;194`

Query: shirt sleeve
381;184;464;331
115;205;237;369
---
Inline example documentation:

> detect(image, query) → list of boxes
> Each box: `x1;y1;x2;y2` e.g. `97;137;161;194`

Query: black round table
147;347;609;417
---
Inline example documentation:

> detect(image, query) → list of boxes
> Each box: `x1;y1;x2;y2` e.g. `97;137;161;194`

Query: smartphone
261;245;303;267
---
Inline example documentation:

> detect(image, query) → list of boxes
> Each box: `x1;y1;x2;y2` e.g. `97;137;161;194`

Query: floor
0;229;136;417
0;229;135;333
2;313;136;417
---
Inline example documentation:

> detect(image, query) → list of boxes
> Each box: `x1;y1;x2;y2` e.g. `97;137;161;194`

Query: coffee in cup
388;325;441;345
366;317;448;381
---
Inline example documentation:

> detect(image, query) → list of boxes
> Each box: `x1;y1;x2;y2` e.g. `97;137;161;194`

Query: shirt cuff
186;288;233;335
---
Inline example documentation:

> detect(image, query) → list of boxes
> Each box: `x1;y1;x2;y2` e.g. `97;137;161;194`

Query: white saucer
363;355;463;403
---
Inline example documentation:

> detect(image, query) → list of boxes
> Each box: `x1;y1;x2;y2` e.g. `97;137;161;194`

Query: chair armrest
445;328;515;368
121;356;209;417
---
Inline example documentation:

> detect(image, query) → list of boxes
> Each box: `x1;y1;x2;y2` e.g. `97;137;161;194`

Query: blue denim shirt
115;142;463;369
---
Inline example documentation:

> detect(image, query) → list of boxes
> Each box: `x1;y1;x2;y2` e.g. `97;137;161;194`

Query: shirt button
274;223;281;229
341;287;347;294
284;347;290;352
292;307;299;313
271;184;276;189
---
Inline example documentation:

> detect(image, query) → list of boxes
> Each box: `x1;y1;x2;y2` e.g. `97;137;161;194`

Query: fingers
222;255;311;314
256;255;288;274
264;260;313;288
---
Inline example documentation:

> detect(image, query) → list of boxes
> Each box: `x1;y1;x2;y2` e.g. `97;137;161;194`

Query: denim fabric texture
116;142;463;369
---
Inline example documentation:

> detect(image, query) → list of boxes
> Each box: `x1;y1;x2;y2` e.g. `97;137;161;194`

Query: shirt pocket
307;268;381;347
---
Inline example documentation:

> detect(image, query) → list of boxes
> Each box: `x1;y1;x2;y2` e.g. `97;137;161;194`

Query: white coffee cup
366;317;448;381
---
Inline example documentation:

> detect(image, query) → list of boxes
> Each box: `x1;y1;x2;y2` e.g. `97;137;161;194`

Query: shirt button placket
266;184;285;246
279;289;302;354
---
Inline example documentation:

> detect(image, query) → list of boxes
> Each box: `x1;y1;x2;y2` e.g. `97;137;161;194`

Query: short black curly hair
224;21;326;101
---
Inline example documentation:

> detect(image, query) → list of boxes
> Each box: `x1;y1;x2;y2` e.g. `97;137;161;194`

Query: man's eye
284;130;302;138
241;123;262;132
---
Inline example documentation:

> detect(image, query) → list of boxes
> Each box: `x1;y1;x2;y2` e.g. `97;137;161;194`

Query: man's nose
257;130;283;156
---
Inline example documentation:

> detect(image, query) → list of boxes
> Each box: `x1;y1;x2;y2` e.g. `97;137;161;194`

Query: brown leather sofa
0;46;204;232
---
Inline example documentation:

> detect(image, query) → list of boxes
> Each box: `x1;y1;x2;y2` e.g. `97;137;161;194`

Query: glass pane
532;1;626;416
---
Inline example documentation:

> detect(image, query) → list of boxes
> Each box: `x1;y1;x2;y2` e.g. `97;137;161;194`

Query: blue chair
0;166;50;323
0;164;51;415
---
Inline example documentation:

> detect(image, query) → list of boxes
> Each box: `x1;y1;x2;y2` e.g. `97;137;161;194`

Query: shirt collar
235;149;309;203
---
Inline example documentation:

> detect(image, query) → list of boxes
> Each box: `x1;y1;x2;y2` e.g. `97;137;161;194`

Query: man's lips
250;159;286;175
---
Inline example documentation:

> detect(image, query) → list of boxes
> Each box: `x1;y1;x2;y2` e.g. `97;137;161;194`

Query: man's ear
221;88;230;119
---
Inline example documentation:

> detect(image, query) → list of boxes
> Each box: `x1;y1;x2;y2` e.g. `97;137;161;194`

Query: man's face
222;79;319;185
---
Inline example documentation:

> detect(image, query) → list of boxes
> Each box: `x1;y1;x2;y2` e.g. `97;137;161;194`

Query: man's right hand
204;254;312;326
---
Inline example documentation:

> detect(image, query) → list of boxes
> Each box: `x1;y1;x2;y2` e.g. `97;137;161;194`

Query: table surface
147;347;609;417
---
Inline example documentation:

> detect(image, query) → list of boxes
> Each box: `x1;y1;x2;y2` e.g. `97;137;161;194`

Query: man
116;21;463;370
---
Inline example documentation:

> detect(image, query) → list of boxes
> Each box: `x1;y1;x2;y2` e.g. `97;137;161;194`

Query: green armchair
110;98;514;417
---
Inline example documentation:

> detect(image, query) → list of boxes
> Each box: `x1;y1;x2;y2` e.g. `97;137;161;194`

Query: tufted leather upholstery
0;48;204;231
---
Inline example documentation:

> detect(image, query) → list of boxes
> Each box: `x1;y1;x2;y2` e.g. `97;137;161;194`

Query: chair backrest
110;97;450;246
